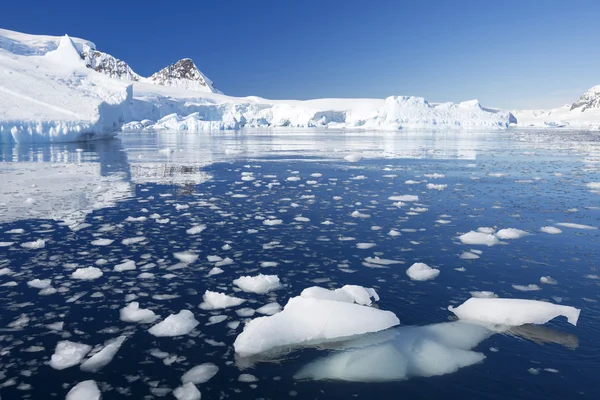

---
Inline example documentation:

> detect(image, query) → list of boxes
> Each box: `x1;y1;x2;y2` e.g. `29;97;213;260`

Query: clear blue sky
4;0;600;109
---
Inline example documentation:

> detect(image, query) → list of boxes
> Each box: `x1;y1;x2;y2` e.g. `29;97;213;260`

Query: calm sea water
0;130;599;399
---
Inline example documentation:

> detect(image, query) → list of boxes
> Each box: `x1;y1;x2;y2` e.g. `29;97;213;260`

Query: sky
3;0;600;109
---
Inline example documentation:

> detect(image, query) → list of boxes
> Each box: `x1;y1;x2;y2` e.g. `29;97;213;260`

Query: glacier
0;28;516;143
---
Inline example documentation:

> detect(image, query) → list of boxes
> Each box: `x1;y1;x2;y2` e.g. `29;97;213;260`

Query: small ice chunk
388;195;419;202
114;260;136;272
27;279;52;289
174;252;199;264
181;363;219;384
470;291;498;298
80;336;126;372
173;382;201;400
71;267;103;280
512;284;541;292
199;290;245;310
233;274;282;294
496;228;528;239
256;302;282;315
540;226;562;234
238;374;258;382
426;183;447;190
49;341;92;370
120;302;157;323
344;154;362;162
187;225;207;235
458;231;500;246
459;252;480;260
66;380;101;400
207;267;224;276
148;310;199;337
448;298;580;326
91;238;114;246
540;276;558;285
555;223;597;230
406;263;440;281
20;239;45;249
263;219;283;226
207;315;228;325
122;236;146;245
356;243;376;249
236;307;256;317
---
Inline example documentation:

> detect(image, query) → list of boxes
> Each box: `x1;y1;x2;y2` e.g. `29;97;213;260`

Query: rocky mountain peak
570;85;600;112
149;58;220;93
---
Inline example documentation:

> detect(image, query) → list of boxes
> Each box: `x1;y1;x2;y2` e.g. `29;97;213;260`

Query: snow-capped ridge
44;35;85;68
149;58;220;93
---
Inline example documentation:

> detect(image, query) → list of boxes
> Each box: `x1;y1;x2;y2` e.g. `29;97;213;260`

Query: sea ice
233;294;399;357
49;341;92;370
80;336;126;372
458;231;500;246
27;279;51;289
256;302;282;315
186;225;207;235
173;382;201;400
91;238;113;246
181;363;219;384
555;222;597;230
470;291;498;298
174;251;199;264
301;285;379;306
71;267;103;280
120;302;157;323
512;284;541;292
66;380;101;400
496;228;528;239
233;274;282;294
540;226;562;234
448;298;580;326
20;239;45;249
406;263;440;281
199;290;245;310
148;310;199;337
344;154;362;162
114;260;136;272
540;276;558;285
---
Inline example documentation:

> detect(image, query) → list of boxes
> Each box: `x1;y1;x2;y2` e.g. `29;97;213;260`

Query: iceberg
233;288;399;357
405;263;440;281
120;302;158;323
448;298;581;327
65;380;101;400
49;341;92;370
233;274;282;294
80;336;126;372
199;290;245;310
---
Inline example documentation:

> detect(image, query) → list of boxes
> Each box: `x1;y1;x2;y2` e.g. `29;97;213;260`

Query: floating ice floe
540;226;562;234
173;382;201;400
91;238;113;246
181;363;219;384
80;336;126;372
71;267;103;280
495;228;528;239
233;286;399;357
540;276;558;285
233;274;282;294
256;302;282;315
458;231;500;246
49;341;92;370
388;195;419;202
114;260;136;272
294;321;491;382
173;251;199;264
344;154;362;162
448;298;580;327
148;310;199;337
406;263;440;281
27;278;51;289
512;284;541;292
426;183;447;190
555;222;597;230
120;302;158;323
20;239;45;249
470;291;498;298
459;251;480;260
66;380;101;400
186;224;207;235
199;290;245;310
263;219;283;226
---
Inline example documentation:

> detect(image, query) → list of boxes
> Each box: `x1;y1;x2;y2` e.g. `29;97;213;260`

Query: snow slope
513;86;600;129
0;33;132;143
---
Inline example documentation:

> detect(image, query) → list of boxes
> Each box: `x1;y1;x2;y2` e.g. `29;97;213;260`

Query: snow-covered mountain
0;28;517;143
513;85;600;129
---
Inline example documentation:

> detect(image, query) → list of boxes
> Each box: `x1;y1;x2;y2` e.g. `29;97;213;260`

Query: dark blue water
0;131;599;399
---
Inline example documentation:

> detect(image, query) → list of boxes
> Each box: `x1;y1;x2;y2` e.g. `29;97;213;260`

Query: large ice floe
233;285;399;357
0;31;131;143
448;298;581;327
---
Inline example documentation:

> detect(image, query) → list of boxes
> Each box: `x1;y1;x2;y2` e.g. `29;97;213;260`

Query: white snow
496;228;528;239
300;285;380;306
148;310;199;337
233;274;282;294
540;226;562;234
80;336;126;372
71;267;103;280
181;363;219;384
173;382;201;400
120;302;157;323
233;292;399;357
406;263;440;281
65;380;101;400
49;341;92;370
0;30;131;143
448;298;580;327
199;290;245;310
